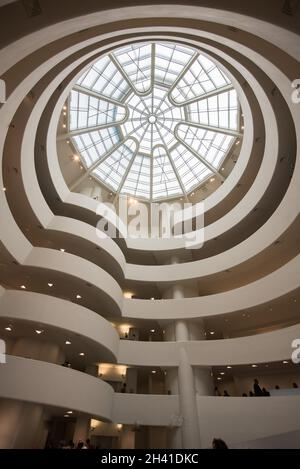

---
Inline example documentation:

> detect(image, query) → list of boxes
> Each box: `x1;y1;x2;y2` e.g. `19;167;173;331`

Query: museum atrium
0;0;299;449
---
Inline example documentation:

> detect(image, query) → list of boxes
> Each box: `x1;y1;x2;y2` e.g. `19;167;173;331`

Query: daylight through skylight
68;41;242;201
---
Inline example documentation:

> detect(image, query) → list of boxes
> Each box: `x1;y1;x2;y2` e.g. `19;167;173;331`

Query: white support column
174;312;201;449
162;255;214;448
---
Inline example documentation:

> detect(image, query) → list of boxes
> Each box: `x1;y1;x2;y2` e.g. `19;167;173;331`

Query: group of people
215;380;299;397
47;438;93;449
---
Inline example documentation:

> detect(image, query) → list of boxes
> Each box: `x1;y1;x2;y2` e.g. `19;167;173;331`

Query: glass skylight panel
188;90;239;130
69;41;242;200
114;43;153;94
177;124;234;169
121;154;150;199
152;147;183;199
72;128;119;167
170;54;231;104
76;56;130;101
155;43;194;85
92;140;137;191
69;90;126;131
170;145;212;192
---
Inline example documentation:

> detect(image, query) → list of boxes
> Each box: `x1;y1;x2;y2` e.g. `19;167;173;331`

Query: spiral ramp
0;0;300;449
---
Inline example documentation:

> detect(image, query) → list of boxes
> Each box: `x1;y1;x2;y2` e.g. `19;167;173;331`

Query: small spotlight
35;330;43;335
5;326;12;331
76;295;82;299
79;352;85;356
20;285;26;289
60;248;65;252
65;341;71;345
47;283;53;287
252;364;258;368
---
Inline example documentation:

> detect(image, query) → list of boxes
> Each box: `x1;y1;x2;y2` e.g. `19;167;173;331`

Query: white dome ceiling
69;41;242;201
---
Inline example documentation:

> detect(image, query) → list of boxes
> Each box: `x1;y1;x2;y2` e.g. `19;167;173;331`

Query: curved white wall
0;355;113;421
118;324;299;367
0;290;119;362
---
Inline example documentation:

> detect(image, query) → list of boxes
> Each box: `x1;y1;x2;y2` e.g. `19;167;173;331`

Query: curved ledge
0;355;114;421
118;324;299;367
112;393;179;427
0;290;119;363
124;254;300;319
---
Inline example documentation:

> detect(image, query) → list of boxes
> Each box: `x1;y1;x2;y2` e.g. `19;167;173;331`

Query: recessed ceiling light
47;283;53;287
217;377;222;381
63;105;67;111
150;329;155;333
76;295;82;299
79;352;85;356
227;366;232;369
73;155;80;162
252;364;258;368
5;326;12;331
220;372;225;375
35;330;43;335
66;410;73;414
20;285;26;289
65;341;71;345
210;178;215;183
210;331;215;335
64;414;70;418
151;370;156;374
62;124;66;128
150;297;155;300
2;187;6;191
283;361;289;364
235;140;240;145
60;248;65;252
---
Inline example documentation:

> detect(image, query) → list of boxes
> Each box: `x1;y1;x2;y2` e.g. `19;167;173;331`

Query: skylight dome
69;41;242;201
